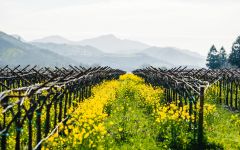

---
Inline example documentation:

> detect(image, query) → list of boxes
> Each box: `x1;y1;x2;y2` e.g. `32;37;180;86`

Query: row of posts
164;86;205;148
0;85;91;150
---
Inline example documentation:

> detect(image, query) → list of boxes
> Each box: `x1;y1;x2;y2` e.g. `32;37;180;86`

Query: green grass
103;85;160;150
205;105;240;150
101;79;240;150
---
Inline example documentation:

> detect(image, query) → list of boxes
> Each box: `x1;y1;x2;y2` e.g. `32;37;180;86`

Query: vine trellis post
0;65;125;150
198;86;204;149
133;66;240;146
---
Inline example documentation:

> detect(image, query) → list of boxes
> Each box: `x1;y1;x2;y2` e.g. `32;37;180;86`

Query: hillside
32;42;104;61
0;32;76;66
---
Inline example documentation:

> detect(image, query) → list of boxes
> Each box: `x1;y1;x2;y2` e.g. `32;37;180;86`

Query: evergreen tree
206;45;221;69
229;36;240;68
219;46;227;68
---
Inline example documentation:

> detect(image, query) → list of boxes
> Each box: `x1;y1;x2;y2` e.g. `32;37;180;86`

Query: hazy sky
1;0;239;55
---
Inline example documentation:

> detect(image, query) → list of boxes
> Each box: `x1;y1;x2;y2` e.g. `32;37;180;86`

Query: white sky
1;0;240;56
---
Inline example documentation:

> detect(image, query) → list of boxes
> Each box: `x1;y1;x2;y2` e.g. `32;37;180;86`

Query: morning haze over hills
0;31;205;71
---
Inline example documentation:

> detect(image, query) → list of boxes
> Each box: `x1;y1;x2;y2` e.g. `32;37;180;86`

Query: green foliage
206;45;221;69
229;36;240;68
103;75;197;149
219;47;228;68
4;74;240;149
156;120;193;149
205;106;240;149
103;80;160;149
206;45;228;69
204;85;240;149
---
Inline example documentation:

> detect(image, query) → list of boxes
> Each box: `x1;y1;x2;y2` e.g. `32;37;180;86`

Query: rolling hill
32;42;104;61
0;32;76;66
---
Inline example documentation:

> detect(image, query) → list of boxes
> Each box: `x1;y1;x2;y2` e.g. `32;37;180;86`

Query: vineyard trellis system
1;65;240;149
133;66;240;148
0;65;125;150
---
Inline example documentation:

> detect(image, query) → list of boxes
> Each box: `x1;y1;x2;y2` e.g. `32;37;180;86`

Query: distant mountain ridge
0;31;76;66
0;31;206;70
31;34;205;68
32;35;72;44
11;34;26;42
78;34;150;53
32;34;150;53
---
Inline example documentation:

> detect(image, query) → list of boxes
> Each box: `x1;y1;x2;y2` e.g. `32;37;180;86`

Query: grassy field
205;105;240;149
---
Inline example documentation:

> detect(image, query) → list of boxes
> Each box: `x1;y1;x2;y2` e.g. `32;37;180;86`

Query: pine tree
219;46;227;68
229;36;240;68
206;45;221;69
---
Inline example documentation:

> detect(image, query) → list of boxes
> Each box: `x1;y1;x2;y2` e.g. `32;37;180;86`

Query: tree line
206;36;240;69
